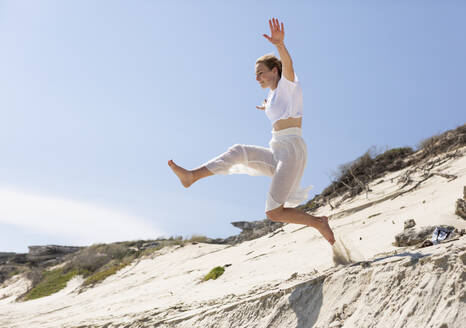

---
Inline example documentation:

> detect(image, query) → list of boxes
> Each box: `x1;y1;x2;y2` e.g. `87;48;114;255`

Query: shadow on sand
287;251;431;327
288;276;324;328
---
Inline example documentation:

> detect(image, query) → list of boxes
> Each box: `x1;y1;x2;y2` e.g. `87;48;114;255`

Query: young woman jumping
168;18;335;245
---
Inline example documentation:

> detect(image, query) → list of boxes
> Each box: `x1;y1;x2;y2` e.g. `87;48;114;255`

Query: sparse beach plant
64;248;111;274
202;266;225;281
417;123;465;157
301;200;319;212
168;235;184;245
188;234;209;243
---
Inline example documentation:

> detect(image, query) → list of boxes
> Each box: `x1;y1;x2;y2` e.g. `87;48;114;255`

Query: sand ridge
0;147;465;327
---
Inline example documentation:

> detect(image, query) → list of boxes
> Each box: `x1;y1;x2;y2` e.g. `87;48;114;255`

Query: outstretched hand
263;18;285;46
256;98;267;111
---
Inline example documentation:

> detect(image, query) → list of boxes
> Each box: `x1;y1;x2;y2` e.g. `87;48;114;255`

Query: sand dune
1;146;465;328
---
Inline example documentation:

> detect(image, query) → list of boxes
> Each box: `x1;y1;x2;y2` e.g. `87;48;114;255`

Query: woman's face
255;63;278;89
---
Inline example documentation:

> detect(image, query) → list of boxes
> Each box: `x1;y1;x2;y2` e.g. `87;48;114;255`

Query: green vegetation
202;266;225;281
14;124;465;301
299;200;319;212
83;261;130;286
188;234;209;243
374;147;414;162
19;234;214;301
7;268;21;279
318;146;416;201
417;123;465;158
24;268;82;300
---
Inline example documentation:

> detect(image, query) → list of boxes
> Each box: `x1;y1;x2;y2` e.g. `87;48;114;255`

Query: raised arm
262;18;295;82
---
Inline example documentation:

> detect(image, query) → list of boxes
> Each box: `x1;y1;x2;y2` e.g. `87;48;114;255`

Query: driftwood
392;149;461;200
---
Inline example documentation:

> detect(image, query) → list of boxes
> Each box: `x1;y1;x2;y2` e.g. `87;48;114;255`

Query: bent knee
266;206;284;222
227;144;245;161
228;144;243;152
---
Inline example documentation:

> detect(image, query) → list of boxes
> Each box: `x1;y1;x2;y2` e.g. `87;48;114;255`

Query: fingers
268;18;283;32
273;18;279;31
262;34;271;41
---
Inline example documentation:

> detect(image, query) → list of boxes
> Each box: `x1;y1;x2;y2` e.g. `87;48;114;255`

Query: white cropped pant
201;127;313;212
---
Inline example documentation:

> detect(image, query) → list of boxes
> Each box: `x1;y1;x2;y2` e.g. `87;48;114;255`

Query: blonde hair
256;54;282;77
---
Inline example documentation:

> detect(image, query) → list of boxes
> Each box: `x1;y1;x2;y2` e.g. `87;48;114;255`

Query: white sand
1;147;465;328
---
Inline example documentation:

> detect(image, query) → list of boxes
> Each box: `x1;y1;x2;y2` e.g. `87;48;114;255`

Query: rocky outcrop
394;225;455;247
403;219;416;229
189;219;284;246
26;245;82;266
0;245;83;283
455;186;466;219
0;253;28;266
0;253;18;265
1;245;82;267
205;219;285;245
227;220;284;243
0;265;19;284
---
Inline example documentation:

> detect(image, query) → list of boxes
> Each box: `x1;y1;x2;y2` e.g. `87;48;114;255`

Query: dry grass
18;234;215;300
304;123;465;212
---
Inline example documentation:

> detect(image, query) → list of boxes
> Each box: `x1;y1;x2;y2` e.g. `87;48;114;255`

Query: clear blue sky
1;1;465;253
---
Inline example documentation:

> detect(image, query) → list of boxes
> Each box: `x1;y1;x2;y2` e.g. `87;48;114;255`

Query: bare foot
318;216;335;245
168;160;194;188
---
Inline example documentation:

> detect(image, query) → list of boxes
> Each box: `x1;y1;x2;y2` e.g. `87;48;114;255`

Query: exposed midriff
273;116;302;131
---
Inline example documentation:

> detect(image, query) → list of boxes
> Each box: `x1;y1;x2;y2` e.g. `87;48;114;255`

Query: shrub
188;234;208;243
98;243;129;260
202;266;225;281
64;249;111;274
417;123;465;157
300;200;319;212
321;145;417;200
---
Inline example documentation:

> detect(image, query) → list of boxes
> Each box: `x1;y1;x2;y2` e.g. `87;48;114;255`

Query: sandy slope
0;147;465;328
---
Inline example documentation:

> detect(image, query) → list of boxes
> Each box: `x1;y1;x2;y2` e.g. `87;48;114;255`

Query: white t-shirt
265;73;303;126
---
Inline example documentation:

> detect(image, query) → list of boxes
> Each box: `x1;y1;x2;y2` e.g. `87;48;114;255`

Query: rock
227;219;284;245
0;265;19;284
203;219;284;245
287;272;298;281
456;228;465;236
0;253;28;265
26;245;82;264
28;245;82;256
0;252;18;265
456;187;466;219
417;240;434;248
394;225;455;247
140;241;161;250
404;219;416;230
